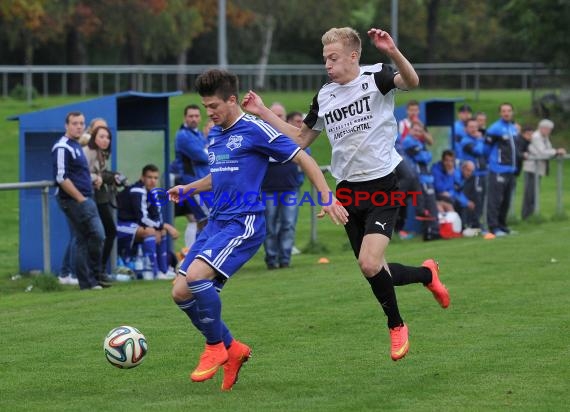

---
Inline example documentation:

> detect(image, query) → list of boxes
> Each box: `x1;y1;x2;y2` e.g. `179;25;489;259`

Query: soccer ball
103;325;148;369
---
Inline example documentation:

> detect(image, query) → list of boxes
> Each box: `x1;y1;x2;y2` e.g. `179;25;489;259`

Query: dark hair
498;102;513;111
286;111;303;122
142;164;159;176
406;99;419;107
88;126;112;158
442;149;455;160
65;111;83;124
521;125;534;133
184;104;201;116
195;69;238;100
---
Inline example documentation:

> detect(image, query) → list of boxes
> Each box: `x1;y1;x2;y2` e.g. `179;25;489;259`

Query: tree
497;0;570;68
0;0;61;65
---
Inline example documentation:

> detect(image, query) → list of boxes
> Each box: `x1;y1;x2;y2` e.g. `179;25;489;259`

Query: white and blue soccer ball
103;325;148;369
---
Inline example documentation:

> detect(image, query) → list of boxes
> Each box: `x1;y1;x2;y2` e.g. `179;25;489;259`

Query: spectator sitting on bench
117;164;179;279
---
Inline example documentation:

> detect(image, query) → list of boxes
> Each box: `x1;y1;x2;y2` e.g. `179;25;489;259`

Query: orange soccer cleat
221;340;252;391
389;323;409;361
422;259;450;309
190;342;228;382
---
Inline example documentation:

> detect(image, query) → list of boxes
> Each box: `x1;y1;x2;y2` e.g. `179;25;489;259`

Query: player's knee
171;278;190;302
358;257;382;277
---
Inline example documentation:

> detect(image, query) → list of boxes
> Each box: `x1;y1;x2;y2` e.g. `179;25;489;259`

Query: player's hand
167;185;186;203
93;175;103;189
317;197;349;225
367;28;396;54
241;90;266;116
164;223;180;240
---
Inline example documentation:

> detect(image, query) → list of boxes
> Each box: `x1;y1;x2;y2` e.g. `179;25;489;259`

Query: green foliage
499;0;570;68
30;274;63;292
9;84;38;100
0;0;567;66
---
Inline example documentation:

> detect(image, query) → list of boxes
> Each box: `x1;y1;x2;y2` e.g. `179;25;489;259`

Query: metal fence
0;62;563;104
527;155;570;217
0;180;54;273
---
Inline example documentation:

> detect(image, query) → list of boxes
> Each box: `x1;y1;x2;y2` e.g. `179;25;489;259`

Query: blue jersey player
168;69;348;391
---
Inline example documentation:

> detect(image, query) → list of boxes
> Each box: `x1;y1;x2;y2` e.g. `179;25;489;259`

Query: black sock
366;267;403;329
388;263;432;286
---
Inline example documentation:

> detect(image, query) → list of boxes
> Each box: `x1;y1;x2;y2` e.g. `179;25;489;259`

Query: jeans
521;171;539;220
97;202;117;272
60;221;76;278
57;197;105;289
263;192;298;267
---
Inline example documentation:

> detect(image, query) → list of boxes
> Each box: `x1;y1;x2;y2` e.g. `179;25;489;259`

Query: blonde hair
322;27;362;57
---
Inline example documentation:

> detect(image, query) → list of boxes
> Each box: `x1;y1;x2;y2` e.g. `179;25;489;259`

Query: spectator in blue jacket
458;160;477;229
402;121;440;241
451;104;472;152
432;150;466;210
458;118;489;229
485;103;518;236
169;104;211;248
52;111;106;290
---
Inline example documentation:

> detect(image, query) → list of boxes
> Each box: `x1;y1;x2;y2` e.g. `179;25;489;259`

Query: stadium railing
527;154;570;217
0;62;561;104
0;180;54;273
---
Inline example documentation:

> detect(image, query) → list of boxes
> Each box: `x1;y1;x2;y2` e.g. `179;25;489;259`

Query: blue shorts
116;221;139;255
178;213;265;289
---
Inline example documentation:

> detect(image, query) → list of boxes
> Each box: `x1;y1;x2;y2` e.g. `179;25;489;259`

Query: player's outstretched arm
167;174;212;203
292;150;348;225
367;28;419;90
242;90;319;149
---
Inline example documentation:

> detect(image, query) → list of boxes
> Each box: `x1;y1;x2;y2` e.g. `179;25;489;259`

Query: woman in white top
521;119;566;219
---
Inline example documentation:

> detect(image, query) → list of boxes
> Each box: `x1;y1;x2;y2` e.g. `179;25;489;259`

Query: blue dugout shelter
394;98;463;152
9;91;181;274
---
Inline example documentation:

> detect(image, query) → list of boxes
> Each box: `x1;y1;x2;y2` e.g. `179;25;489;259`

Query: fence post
41;185;51;273
2;72;7;98
26;67;33;105
533;160;540;216
556;157;564;215
43;72;48;98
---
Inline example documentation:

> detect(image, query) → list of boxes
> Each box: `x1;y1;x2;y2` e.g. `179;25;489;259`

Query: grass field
0;91;569;411
1;222;568;411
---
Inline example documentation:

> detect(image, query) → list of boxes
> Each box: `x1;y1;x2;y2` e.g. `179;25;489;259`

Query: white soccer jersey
305;63;402;183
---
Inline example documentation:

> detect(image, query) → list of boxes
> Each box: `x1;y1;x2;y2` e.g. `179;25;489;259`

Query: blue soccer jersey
204;113;300;219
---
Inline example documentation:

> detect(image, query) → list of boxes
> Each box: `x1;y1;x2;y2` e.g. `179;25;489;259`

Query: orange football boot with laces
221;340;252;391
190;342;228;382
422;259;450;309
389;323;409;361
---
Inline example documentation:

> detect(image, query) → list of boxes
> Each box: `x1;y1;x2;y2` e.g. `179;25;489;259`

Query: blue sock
143;236;158;276
157;236;168;273
176;298;233;347
187;280;223;344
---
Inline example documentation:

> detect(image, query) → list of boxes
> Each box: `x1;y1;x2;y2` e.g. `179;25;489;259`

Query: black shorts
336;173;400;258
